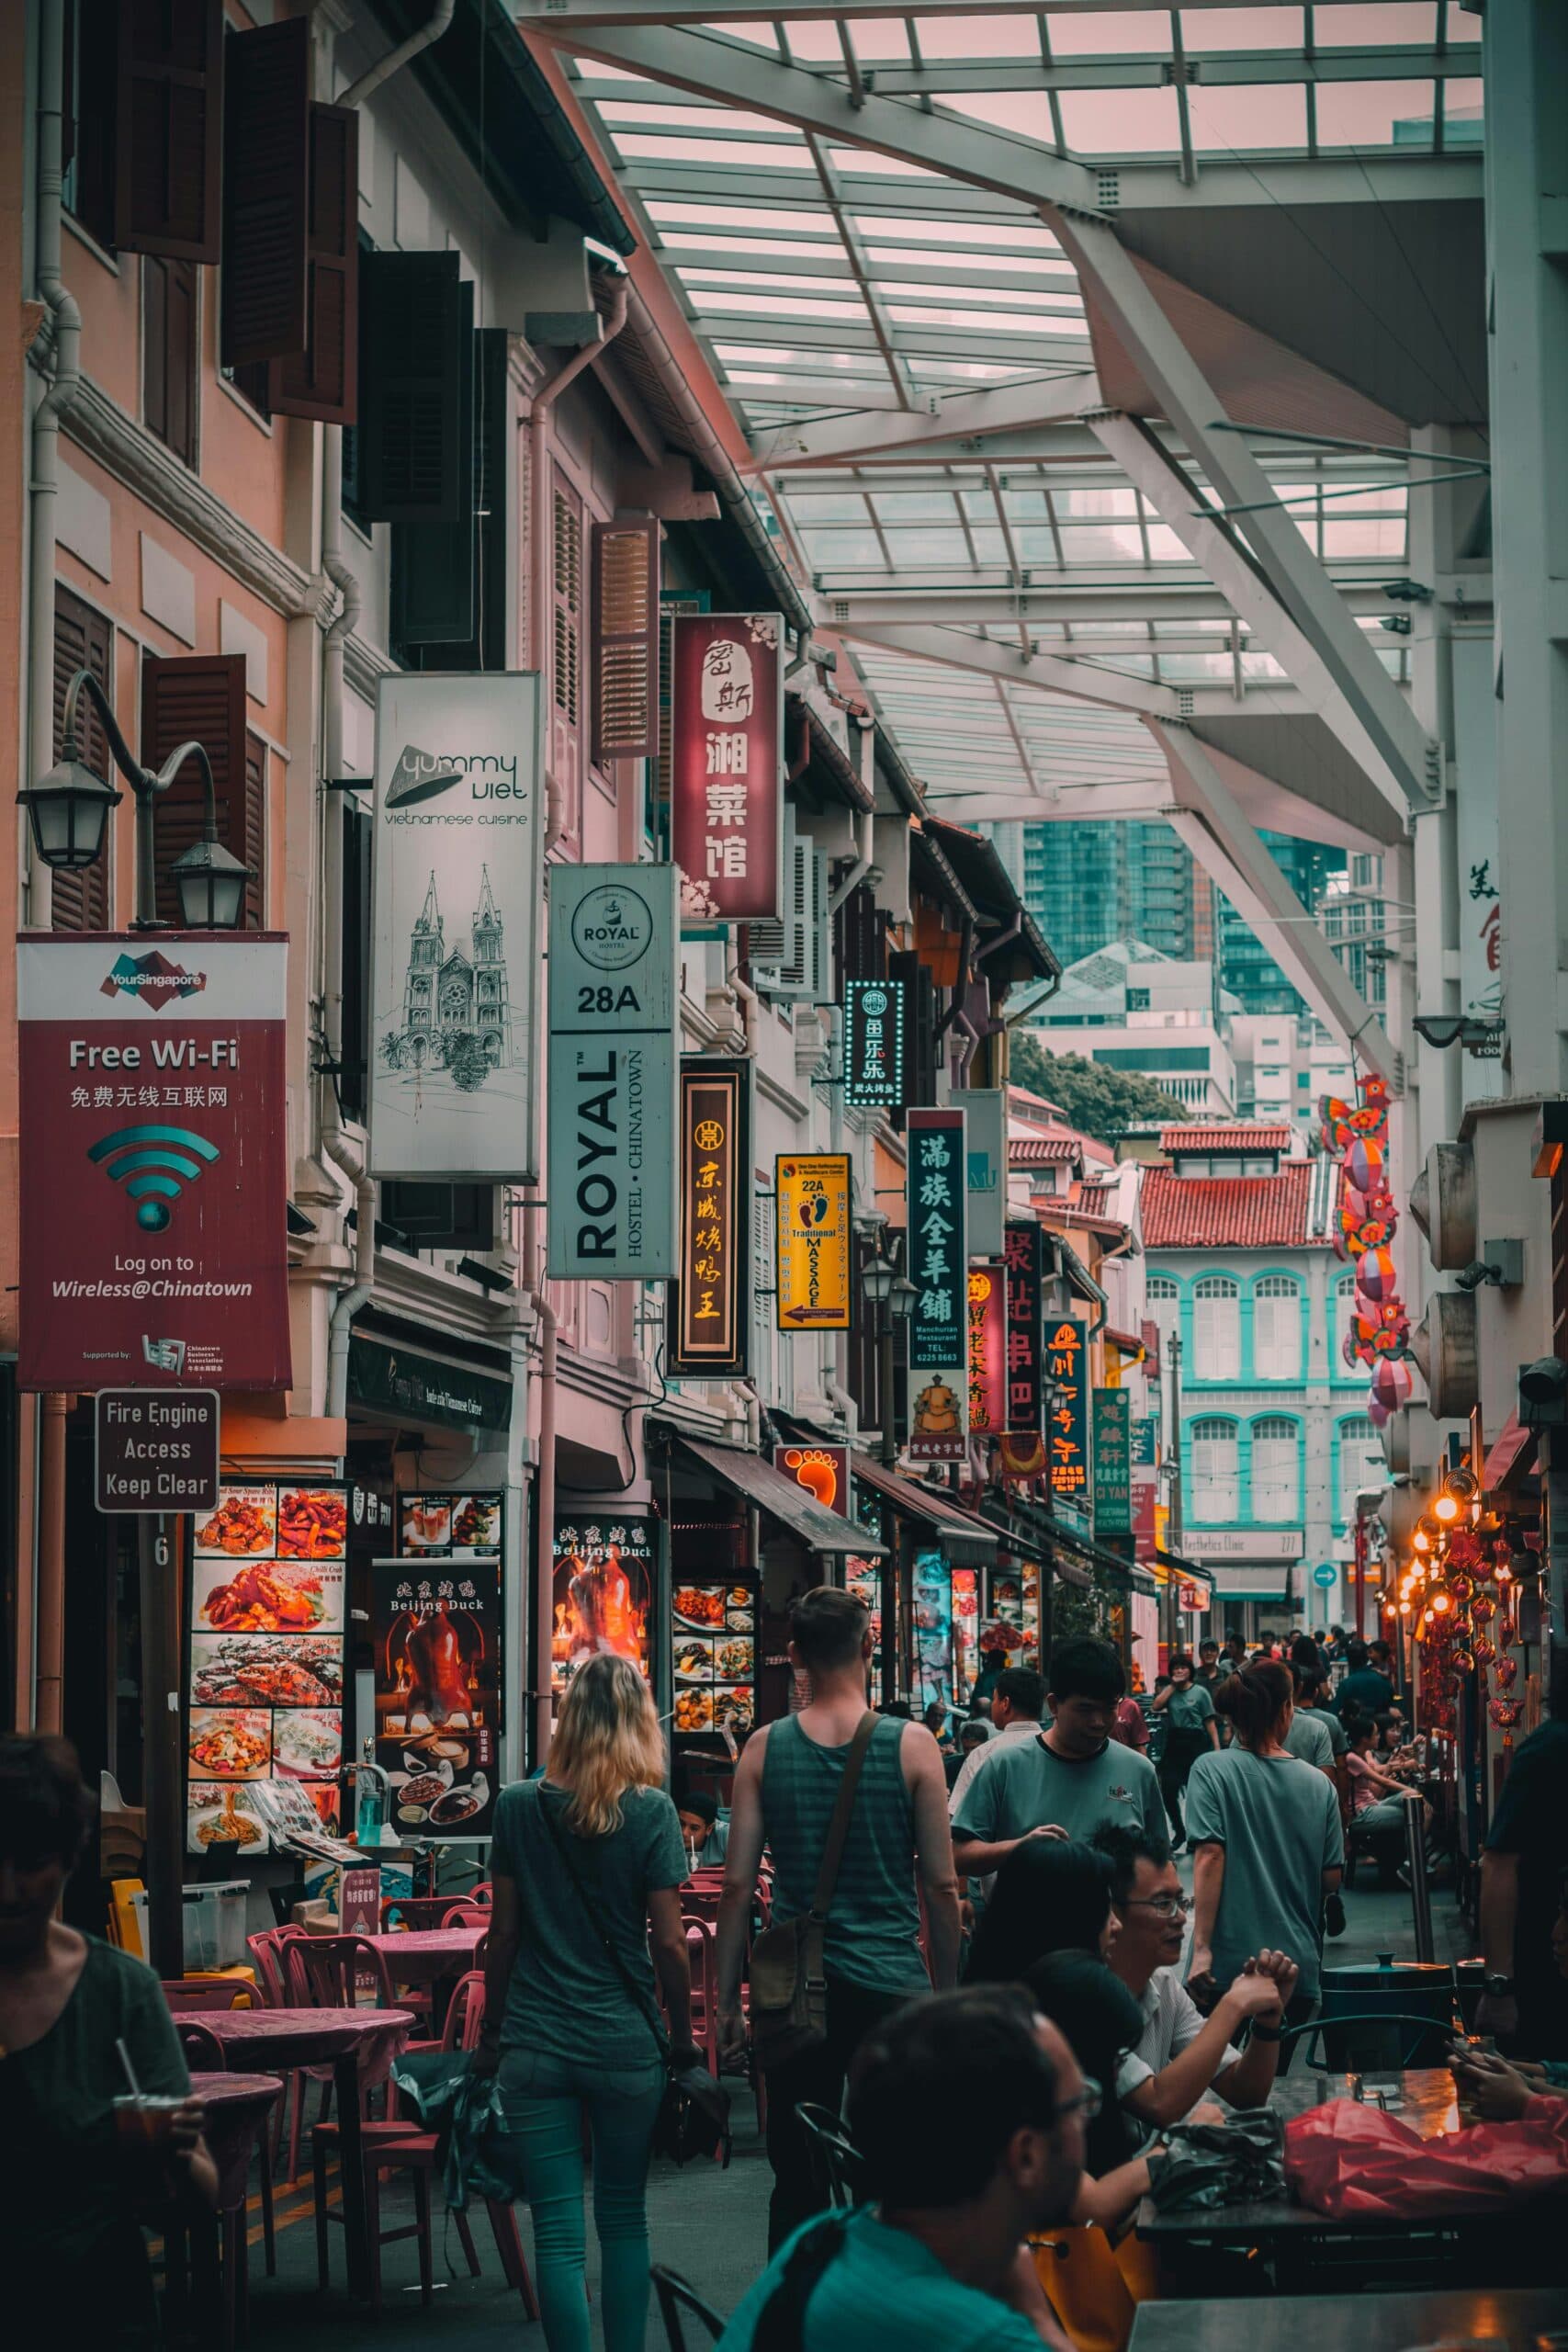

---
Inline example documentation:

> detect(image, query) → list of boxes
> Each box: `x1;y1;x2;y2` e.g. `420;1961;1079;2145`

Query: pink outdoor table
188;2069;284;2210
359;1927;484;1984
175;2006;413;2298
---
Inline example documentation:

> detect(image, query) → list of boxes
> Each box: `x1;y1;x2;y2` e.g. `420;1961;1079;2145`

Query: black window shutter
115;0;222;261
888;949;934;1121
144;255;197;466
51;588;113;933
220;16;310;368
141;652;248;927
356;250;465;523
65;0;119;250
339;798;371;1125
267;104;359;424
392;324;509;669
389;286;478;652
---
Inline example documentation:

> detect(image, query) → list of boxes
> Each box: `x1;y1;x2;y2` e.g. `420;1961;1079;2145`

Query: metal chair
650;2264;727;2352
795;2102;863;2211
1278;2010;1461;2074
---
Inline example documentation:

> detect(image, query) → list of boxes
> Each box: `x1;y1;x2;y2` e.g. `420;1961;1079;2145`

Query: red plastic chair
175;2018;227;2068
284;1934;398;2012
379;1894;459;1933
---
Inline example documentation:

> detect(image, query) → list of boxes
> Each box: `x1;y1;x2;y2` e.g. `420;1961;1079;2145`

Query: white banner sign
963;1087;1007;1261
1180;1527;1304;1563
547;865;680;1280
369;674;543;1182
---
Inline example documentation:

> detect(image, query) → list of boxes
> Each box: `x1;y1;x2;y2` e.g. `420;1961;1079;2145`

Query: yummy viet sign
670;612;784;926
775;1153;851;1330
1045;1318;1089;1503
670;1058;750;1375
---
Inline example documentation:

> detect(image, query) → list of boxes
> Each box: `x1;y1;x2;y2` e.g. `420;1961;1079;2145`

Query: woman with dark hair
1183;1662;1343;2069
965;1839;1118;1985
1147;1654;1217;1852
0;1734;216;2337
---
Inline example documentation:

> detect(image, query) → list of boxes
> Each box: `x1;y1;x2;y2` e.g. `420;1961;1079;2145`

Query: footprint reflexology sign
17;933;291;1391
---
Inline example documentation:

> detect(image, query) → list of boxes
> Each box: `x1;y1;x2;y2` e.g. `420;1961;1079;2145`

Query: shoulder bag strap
807;1710;879;1925
537;1787;671;2065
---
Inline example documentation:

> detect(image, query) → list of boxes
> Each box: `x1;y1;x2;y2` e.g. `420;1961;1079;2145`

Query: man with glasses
1094;1827;1297;2127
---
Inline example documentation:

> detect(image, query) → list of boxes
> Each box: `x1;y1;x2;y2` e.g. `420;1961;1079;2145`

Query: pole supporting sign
547;864;680;1281
670;1057;750;1376
775;1153;852;1330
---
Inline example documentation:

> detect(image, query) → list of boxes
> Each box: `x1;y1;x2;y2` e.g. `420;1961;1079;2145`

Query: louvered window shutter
115;0;222;261
356;250;465;523
220;16;310;368
143;255;197;467
66;0;119;250
141;652;248;927
550;476;583;815
243;730;266;928
747;806;795;979
51;588;113;934
268;104;359;424
591;517;660;763
390;285;477;653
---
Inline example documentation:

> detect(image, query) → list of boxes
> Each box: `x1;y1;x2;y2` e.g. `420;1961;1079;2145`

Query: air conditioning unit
753;821;831;1004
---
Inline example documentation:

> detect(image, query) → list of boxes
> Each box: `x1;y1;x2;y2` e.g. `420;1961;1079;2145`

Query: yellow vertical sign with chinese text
775;1154;852;1331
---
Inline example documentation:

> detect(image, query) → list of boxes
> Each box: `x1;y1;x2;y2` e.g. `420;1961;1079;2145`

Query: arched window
1146;1272;1179;1359
1337;1415;1383;1524
1252;1274;1302;1380
1192;1274;1241;1379
1251;1416;1299;1521
1190;1417;1239;1520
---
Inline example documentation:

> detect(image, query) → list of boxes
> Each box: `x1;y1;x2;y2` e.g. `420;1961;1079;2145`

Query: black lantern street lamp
20;667;252;929
863;1234;917;1467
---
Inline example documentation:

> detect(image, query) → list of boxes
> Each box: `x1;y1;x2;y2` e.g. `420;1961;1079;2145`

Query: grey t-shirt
1166;1684;1215;1735
491;1778;689;2066
1281;1710;1336;1772
1184;1747;1344;2000
951;1731;1165;1850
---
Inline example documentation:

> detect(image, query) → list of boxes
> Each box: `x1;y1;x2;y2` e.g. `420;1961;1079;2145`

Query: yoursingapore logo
100;950;208;1006
385;741;524;808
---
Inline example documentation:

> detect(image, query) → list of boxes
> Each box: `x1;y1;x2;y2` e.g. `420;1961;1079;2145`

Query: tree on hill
1008;1035;1183;1147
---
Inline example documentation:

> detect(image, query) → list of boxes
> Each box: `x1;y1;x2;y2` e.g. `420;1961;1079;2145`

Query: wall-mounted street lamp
863;1233;918;1468
19;668;252;929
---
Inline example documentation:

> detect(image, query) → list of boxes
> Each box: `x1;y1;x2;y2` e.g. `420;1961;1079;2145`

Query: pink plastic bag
1284;2095;1568;2220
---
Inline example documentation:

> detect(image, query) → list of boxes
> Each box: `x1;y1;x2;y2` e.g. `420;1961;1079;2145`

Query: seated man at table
676;1789;729;1871
1096;1826;1299;2127
718;1986;1083;2352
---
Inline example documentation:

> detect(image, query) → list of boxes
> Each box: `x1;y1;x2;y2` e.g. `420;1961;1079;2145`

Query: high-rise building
1217;834;1347;1015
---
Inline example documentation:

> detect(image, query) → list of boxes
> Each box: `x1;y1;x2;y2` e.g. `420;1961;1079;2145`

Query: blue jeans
498;2046;666;2352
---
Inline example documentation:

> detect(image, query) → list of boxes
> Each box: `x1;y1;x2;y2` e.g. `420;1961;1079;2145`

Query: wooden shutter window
389;287;477;652
243;731;266;929
64;0;119;250
550;477;582;809
220;15;310;368
143;254;197;468
115;0;222;261
51;588;113;934
591;516;660;763
268;104;359;425
141;651;247;927
357;250;465;523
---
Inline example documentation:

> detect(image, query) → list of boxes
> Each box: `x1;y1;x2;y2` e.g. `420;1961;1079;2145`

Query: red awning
1483;1411;1537;1495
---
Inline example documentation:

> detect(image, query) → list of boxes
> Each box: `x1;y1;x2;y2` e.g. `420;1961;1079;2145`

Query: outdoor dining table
1129;2286;1568;2352
174;2005;413;2301
1134;2068;1567;2291
186;2072;284;2351
357;1925;485;1984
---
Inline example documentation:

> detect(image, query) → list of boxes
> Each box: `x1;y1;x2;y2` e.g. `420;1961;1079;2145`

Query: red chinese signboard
670;611;784;925
17;935;291;1391
670;1057;750;1375
966;1262;1007;1436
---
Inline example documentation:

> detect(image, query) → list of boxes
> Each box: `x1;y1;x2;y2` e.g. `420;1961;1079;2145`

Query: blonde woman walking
476;1657;699;2352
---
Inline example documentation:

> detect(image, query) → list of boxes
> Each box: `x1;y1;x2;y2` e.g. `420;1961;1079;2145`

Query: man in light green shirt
953;1636;1166;1878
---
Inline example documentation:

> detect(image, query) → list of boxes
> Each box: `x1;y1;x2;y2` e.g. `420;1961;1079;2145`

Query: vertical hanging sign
963;1088;1007;1261
965;1262;1007;1438
843;976;906;1108
907;1107;967;1463
670;612;784;927
1092;1389;1132;1536
547;864;680;1280
1000;1220;1045;1479
775;1153;852;1330
1045;1317;1090;1505
670;1057;750;1375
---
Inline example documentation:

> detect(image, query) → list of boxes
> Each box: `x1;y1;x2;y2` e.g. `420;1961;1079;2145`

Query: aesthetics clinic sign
547;865;679;1281
17;934;290;1392
670;613;784;926
369;673;543;1183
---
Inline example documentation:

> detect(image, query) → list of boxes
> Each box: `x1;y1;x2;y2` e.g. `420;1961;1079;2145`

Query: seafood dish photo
189;1635;337;1710
197;1560;332;1633
717;1637;753;1679
450;1495;500;1551
674;1638;716;1681
713;1688;754;1733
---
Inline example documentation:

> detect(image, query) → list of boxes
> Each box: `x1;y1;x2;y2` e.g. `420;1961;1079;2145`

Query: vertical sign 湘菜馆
966;1262;1007;1437
17;934;291;1392
1045;1317;1090;1506
963;1089;1007;1261
843;976;906;1108
907;1107;967;1463
368;672;543;1183
1092;1389;1132;1538
547;864;680;1281
775;1153;852;1331
670;1058;750;1375
669;612;784;926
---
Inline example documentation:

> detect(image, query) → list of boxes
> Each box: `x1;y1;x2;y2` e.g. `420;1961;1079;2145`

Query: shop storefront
842;1453;997;1713
1182;1529;1305;1643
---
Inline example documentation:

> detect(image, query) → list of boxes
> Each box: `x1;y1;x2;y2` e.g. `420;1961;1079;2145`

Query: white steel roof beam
820;583;1404;623
746;375;1100;471
529;0;1450;23
840;620;1181;716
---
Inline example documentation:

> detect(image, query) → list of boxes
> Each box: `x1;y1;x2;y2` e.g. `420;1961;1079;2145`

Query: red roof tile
1142;1161;1331;1250
1160;1123;1294;1153
1010;1136;1080;1165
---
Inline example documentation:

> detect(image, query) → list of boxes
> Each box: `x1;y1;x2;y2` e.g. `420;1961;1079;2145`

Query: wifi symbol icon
88;1124;221;1233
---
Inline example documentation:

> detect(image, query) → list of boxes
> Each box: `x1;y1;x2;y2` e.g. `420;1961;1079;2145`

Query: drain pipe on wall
338;0;455;108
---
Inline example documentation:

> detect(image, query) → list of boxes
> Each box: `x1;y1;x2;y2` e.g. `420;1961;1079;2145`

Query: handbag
539;1789;732;2167
748;1711;877;2070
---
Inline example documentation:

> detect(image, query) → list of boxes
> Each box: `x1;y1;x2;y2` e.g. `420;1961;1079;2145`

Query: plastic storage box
130;1881;250;1971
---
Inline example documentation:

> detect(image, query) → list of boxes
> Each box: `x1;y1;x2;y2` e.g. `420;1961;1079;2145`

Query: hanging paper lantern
1470;1591;1495;1623
1450;1648;1476;1678
1346;1136;1386;1193
1448;1571;1475;1605
1495;1654;1518;1690
1371;1356;1415;1410
1368;1396;1391;1429
1500;1617;1519;1650
1473;1635;1497;1667
1357;1248;1399;1303
1488;1699;1522;1729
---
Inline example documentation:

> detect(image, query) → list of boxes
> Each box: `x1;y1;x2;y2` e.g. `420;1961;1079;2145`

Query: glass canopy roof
544;2;1483;820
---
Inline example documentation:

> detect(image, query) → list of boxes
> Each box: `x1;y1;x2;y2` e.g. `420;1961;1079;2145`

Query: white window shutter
749;806;795;985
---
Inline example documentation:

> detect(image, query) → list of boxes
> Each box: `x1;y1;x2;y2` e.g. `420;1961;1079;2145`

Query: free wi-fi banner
17;933;291;1391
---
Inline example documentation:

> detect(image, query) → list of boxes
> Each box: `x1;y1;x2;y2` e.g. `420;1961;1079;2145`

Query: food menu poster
375;1498;503;1839
671;1577;756;1740
985;1561;1041;1669
186;1482;349;1856
552;1513;657;1706
912;1547;953;1714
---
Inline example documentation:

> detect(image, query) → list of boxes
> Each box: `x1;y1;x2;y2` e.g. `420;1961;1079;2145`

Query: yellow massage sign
775;1153;852;1331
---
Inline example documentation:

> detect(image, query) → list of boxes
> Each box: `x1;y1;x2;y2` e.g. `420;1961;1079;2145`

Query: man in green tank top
716;1588;962;2250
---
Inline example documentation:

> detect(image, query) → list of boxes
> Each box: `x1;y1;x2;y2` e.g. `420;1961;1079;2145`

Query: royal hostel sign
369;672;543;1183
547;865;680;1281
775;1153;852;1330
17;934;289;1392
908;1107;967;1464
670;613;784;926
